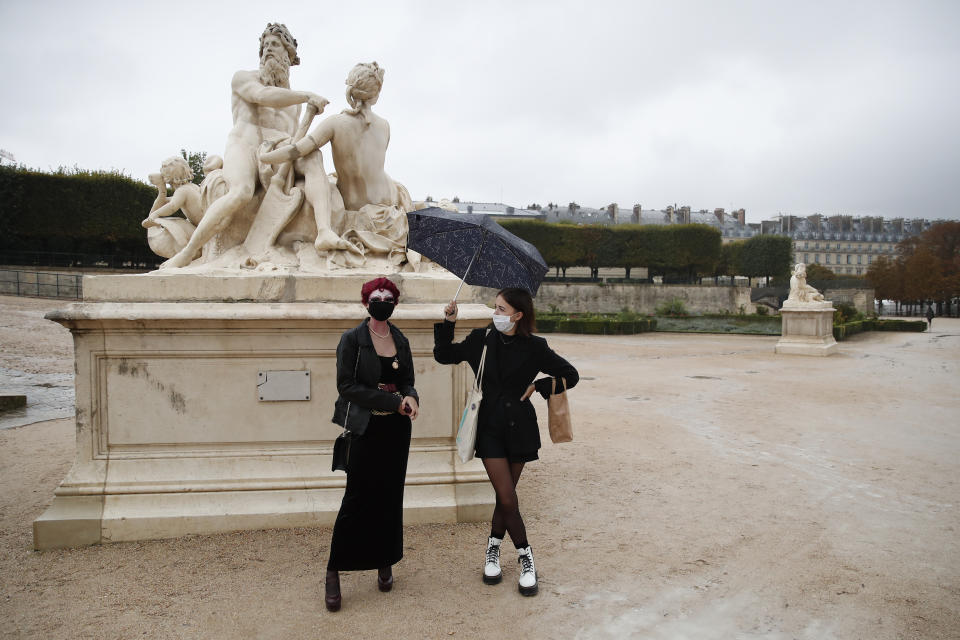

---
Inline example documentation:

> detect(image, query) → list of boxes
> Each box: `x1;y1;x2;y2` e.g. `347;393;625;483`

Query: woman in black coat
325;277;419;612
434;287;578;597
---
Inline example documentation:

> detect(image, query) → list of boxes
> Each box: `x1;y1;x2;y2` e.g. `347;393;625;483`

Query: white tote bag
456;339;489;464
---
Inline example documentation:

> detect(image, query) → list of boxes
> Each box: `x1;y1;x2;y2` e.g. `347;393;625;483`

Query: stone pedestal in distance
33;271;495;549
775;302;838;356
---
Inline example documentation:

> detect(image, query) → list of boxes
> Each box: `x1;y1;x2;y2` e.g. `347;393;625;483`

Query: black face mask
368;300;395;322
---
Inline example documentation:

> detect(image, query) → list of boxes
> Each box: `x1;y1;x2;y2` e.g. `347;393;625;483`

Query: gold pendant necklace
392;357;400;370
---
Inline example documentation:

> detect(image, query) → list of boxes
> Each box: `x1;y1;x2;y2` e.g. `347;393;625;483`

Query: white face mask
492;313;516;333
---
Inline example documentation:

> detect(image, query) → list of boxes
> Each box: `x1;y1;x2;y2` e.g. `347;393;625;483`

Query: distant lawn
654;315;782;335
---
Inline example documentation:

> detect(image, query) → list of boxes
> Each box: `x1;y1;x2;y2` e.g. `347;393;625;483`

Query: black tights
482;457;527;548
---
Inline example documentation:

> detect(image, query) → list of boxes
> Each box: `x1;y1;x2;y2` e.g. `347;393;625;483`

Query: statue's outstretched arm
233;71;328;110
260;117;336;165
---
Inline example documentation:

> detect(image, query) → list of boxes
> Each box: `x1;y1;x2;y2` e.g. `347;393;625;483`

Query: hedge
833;318;927;340
0;166;156;256
500;219;722;280
536;316;657;335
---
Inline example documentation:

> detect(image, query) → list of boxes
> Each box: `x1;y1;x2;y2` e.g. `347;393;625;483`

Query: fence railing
0;250;160;270
0;270;82;299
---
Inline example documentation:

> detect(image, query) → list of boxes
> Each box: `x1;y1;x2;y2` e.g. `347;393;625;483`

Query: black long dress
327;356;412;571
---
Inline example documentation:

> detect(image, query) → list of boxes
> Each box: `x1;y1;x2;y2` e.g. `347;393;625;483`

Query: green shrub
833;303;864;325
535;315;656;335
655;297;688;317
756;305;769;316
872;319;926;332
614;307;643;322
535;319;558;333
833;317;925;340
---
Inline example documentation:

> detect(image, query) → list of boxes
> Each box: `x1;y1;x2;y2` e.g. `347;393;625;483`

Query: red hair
361;277;400;305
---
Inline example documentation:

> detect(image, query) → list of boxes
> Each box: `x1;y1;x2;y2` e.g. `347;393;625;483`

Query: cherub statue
142;156;204;259
144;156;203;227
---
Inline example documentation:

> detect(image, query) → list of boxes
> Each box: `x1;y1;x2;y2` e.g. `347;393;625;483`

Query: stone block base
775;305;838;357
35;482;492;549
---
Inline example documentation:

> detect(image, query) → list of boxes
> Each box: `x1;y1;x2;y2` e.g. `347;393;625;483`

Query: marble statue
785;263;827;306
777;262;837;355
147;26;425;273
142;156;202;259
260;62;414;269
159;23;329;269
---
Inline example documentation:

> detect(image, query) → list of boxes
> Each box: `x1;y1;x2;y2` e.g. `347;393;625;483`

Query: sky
1;0;958;223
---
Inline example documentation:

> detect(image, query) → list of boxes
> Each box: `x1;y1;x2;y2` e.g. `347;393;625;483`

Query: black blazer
332;318;418;436
433;320;578;452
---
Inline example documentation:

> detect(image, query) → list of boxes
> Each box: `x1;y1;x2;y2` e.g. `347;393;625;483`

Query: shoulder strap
475;329;491;391
343;347;361;433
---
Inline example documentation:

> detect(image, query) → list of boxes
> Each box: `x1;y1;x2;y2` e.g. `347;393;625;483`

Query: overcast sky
1;0;958;222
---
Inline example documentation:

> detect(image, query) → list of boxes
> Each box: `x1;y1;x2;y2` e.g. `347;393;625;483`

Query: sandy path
1;295;957;639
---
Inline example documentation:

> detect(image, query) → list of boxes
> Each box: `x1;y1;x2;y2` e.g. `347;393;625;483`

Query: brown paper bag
547;378;573;443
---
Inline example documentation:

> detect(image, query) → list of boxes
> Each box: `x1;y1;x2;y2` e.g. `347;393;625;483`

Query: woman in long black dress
434;287;578;597
326;277;419;612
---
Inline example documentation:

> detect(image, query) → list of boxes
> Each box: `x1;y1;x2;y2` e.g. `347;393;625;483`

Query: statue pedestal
33;272;495;549
775;303;838;356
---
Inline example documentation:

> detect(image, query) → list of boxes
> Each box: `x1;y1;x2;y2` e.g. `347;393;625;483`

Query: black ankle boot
377;566;393;592
325;570;342;612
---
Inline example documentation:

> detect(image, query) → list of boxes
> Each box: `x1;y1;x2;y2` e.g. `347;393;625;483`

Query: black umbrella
406;207;549;300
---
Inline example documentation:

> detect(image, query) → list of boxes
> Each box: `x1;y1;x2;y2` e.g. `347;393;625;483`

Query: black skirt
327;411;412;571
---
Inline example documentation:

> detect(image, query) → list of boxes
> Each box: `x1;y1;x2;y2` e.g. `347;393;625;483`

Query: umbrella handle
452;231;486;303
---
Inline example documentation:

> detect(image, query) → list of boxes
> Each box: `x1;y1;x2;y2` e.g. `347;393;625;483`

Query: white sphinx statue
145;24;422;273
784;263;829;308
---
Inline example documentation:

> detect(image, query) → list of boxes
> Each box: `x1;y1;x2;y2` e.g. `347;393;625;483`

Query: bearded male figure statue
161;23;329;269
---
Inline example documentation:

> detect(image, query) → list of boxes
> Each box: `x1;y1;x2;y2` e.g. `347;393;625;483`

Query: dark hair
496;288;535;337
361;277;400;305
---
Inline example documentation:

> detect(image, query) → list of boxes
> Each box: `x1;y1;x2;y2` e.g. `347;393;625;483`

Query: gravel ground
1;295;958;639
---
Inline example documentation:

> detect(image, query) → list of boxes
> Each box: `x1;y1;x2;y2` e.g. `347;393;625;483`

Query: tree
670;224;721;282
738;235;793;284
804;263;836;281
715;241;745;279
179;149;207;186
903;249;943;310
618;225;650;279
577;225;607;278
866;256;899;309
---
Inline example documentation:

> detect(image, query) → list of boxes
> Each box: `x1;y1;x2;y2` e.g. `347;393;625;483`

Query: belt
372;383;402;415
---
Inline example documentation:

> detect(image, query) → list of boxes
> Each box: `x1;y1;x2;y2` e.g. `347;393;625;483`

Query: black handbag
332;346;361;473
331;430;352;472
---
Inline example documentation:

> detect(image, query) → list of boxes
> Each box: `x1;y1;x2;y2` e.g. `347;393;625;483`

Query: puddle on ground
0;367;74;430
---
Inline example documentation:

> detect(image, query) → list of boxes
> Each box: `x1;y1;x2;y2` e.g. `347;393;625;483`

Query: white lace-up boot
516;546;538;596
483;536;503;584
